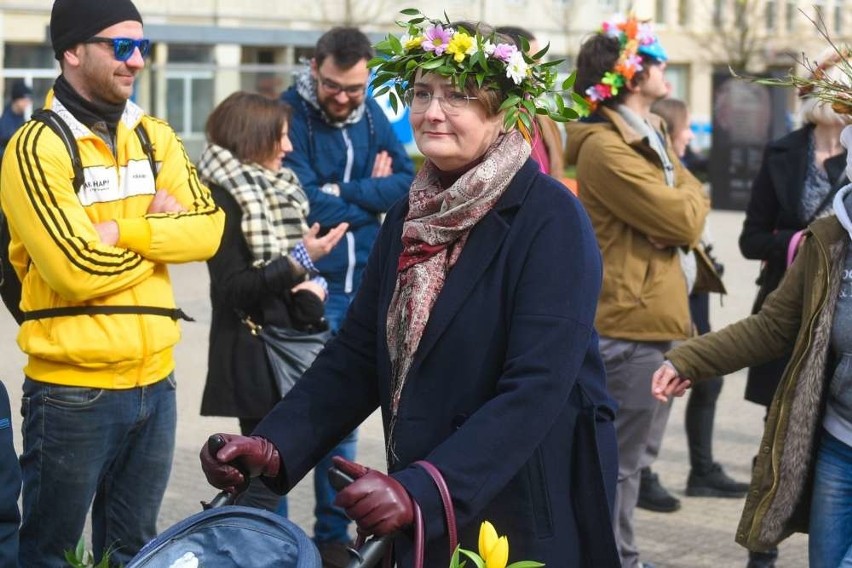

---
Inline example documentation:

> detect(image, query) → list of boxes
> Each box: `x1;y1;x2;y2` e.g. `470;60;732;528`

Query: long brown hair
651;98;689;135
205;91;291;165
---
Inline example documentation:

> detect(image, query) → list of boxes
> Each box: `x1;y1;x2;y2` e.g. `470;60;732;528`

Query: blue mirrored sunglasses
84;37;151;61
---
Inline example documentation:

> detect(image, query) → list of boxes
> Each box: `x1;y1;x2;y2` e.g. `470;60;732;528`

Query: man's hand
651;362;692;402
303;222;349;262
147;189;186;214
94;221;119;246
371;151;393;178
333;456;414;537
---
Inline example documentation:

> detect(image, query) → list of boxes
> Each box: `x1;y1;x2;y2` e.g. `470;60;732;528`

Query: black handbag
240;314;332;398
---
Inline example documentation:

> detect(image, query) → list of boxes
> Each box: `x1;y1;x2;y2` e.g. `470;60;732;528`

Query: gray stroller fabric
127;506;321;568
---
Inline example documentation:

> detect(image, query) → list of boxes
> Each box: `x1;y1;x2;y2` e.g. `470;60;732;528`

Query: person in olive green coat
652;180;852;566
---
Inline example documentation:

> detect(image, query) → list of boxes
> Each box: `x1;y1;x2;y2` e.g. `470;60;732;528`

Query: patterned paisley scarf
385;131;530;453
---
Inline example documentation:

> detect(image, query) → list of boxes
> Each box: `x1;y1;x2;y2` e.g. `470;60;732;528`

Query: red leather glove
199;434;281;493
332;456;414;536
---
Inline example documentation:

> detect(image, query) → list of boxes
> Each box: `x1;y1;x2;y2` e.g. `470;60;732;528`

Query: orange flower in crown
578;13;668;116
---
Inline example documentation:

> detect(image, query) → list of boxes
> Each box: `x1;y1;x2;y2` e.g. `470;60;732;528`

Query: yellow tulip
478;521;499;559
485;536;509;568
478;521;509;568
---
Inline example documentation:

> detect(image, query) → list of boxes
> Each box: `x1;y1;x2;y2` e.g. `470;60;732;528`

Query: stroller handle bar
202;434;392;567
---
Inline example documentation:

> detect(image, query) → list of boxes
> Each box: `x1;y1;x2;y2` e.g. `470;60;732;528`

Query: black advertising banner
709;72;789;210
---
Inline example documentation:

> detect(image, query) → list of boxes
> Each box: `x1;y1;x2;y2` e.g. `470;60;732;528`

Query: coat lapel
406;159;538;369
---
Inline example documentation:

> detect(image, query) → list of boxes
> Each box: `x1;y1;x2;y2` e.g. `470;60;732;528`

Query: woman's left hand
303;222;349;262
651;362;692;402
332;456;414;537
291;280;325;301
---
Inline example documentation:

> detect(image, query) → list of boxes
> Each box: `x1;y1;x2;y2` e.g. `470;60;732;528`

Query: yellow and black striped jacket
0;91;224;388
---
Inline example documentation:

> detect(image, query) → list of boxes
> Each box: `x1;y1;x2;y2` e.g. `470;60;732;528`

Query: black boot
686;462;749;497
746;547;778;568
637;467;681;512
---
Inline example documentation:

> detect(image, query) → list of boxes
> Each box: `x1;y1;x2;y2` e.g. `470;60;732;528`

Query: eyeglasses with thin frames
317;72;366;97
404;89;478;114
84;37;151;62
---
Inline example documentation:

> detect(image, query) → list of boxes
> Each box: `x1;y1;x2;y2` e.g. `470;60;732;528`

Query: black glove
332;456;414;536
200;434;281;493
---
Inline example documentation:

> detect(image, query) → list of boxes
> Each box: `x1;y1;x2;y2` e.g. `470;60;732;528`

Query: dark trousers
0;381;20;567
685;292;723;474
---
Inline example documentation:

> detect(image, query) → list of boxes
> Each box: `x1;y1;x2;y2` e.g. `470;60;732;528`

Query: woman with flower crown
199;10;619;567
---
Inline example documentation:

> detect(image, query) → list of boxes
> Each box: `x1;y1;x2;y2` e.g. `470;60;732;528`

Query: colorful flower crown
745;19;852;115
369;8;580;133
579;14;668;115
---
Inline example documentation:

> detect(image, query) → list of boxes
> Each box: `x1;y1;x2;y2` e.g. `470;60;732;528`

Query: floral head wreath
794;48;852;99
747;48;852;114
579;13;668;116
745;11;852;114
368;8;580;135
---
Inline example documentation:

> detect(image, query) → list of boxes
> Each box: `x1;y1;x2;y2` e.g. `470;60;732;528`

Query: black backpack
0;108;165;325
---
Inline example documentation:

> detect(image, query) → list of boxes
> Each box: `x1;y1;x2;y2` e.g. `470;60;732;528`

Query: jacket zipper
341;129;356;294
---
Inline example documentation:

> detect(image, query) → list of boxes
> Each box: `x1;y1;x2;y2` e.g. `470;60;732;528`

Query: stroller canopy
127;506;321;568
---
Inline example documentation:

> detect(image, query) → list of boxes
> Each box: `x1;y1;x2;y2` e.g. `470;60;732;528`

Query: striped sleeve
118;116;224;263
0;120;156;302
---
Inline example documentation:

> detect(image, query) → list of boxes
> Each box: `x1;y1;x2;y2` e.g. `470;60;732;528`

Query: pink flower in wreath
422;24;452;56
490;43;518;63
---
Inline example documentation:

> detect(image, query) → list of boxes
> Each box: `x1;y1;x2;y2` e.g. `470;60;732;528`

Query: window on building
713;0;723;27
785;0;797;31
146;44;215;159
765;0;776;31
241;47;292;97
678;0;690;26
3;44;58;108
834;0;843;33
655;0;667;23
665;63;689;100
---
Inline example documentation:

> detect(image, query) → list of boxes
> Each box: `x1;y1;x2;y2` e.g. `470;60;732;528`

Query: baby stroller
126;436;389;568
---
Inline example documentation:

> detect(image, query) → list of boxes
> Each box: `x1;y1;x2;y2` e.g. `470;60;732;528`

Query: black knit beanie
50;0;143;60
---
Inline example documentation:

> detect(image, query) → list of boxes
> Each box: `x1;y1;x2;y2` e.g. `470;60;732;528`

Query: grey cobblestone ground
0;209;809;566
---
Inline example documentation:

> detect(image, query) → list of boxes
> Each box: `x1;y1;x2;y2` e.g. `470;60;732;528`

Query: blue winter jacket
0;103;25;160
281;87;414;295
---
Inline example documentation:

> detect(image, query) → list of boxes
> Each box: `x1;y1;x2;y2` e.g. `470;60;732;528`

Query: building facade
0;0;846;158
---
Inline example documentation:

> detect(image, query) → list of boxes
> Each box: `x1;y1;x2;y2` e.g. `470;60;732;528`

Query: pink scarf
386;131;530;422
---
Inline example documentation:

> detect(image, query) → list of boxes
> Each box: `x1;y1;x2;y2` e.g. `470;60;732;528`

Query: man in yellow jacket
0;0;224;565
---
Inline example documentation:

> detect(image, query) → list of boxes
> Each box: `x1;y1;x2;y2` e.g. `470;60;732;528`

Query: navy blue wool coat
255;159;620;567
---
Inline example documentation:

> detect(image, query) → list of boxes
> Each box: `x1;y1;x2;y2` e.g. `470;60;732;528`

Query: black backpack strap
21;305;194;322
30;108;85;194
134;121;158;179
10;113;187;325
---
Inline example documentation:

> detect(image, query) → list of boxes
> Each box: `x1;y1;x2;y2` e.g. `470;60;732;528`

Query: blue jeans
19;375;176;567
314;291;358;544
810;430;852;568
0;381;20;567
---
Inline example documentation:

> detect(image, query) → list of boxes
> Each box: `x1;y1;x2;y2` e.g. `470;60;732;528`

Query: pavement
0;208;809;567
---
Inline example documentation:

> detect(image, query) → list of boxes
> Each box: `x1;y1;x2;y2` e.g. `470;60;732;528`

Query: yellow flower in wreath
446;31;475;63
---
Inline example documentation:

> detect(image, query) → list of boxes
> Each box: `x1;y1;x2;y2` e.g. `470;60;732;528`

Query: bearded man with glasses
0;0;224;565
280;26;414;568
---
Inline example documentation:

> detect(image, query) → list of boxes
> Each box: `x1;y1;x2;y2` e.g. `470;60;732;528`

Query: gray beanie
50;0;143;60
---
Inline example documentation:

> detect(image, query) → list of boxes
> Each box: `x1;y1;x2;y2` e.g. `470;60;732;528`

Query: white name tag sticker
77;160;156;206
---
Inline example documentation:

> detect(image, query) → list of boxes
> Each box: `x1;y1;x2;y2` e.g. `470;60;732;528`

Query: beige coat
565;106;709;341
